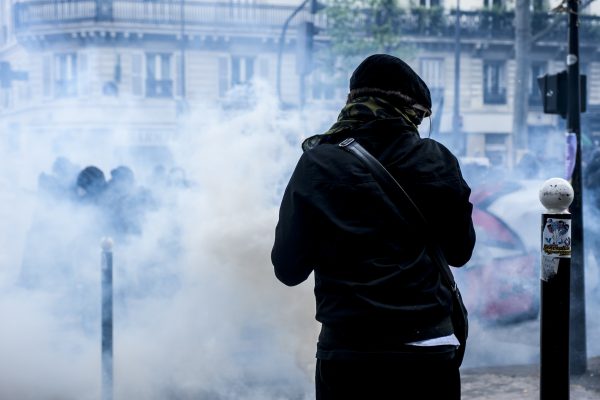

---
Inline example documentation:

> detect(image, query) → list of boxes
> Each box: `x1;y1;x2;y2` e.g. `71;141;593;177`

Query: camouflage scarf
302;96;421;151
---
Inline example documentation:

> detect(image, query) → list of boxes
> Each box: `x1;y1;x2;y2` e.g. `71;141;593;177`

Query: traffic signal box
537;71;587;118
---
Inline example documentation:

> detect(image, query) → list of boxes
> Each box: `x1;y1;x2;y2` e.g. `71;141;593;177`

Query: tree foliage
316;0;414;86
325;0;404;56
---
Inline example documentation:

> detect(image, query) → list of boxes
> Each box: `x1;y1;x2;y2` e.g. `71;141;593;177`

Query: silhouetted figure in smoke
20;165;109;289
75;165;107;204
105;165;136;235
20;161;180;335
104;165;156;238
100;166;179;301
37;156;80;201
19;165;112;335
19;162;106;290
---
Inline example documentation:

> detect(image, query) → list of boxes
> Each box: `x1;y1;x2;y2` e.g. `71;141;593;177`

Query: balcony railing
13;0;316;30
12;1;600;43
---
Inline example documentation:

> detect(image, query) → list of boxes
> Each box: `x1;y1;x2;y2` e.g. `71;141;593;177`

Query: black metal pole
566;0;587;376
540;212;572;400
101;238;114;400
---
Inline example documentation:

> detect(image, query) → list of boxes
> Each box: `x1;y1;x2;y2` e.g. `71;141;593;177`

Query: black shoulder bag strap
338;137;469;366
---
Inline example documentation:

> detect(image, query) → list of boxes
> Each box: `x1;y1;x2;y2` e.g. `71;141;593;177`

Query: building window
420;0;441;6
420;58;444;101
231;56;255;87
54;53;77;98
483;60;506;105
146;53;172;98
529;61;547;107
218;56;256;97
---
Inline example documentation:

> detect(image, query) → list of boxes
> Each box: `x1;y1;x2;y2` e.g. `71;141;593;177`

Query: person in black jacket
272;54;476;399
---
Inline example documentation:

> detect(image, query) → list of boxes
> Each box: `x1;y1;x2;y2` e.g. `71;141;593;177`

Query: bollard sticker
541;255;560;281
542;218;571;257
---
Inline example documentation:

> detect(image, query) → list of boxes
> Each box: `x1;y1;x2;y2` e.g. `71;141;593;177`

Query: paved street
462;357;600;400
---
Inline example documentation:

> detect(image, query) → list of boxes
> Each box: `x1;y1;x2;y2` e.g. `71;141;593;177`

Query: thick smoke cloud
0;80;332;399
1;63;599;399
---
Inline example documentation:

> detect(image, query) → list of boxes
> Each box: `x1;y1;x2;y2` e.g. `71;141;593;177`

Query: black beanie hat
349;54;432;110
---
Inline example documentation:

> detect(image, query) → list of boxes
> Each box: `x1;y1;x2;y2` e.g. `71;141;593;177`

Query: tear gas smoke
0;80;332;399
1;67;599;400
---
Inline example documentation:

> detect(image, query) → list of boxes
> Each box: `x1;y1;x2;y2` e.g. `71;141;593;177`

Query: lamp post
566;0;587;376
276;0;309;106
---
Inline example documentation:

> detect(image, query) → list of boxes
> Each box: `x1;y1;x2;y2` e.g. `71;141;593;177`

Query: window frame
483;60;507;105
53;52;78;98
145;52;173;98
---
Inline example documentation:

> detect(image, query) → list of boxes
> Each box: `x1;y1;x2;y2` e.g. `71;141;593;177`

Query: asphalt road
462;357;600;400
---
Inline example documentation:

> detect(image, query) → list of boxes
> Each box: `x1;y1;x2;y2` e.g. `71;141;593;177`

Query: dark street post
566;0;587;376
101;238;114;400
539;178;574;400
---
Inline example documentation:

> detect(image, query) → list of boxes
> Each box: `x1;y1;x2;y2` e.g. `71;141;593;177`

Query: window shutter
175;54;182;98
218;57;228;97
132;53;143;96
42;55;52;98
79;53;90;96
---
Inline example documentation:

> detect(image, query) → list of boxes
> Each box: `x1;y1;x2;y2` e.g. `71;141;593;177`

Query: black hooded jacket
272;118;475;359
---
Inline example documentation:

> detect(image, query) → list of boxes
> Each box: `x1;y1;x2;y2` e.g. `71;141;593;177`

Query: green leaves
308;0;417;95
325;0;404;57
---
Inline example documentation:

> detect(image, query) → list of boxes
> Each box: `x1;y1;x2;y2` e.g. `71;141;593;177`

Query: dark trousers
315;357;460;400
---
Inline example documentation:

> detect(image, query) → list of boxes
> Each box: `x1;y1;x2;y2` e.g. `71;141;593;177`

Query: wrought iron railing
13;1;315;29
12;1;600;43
